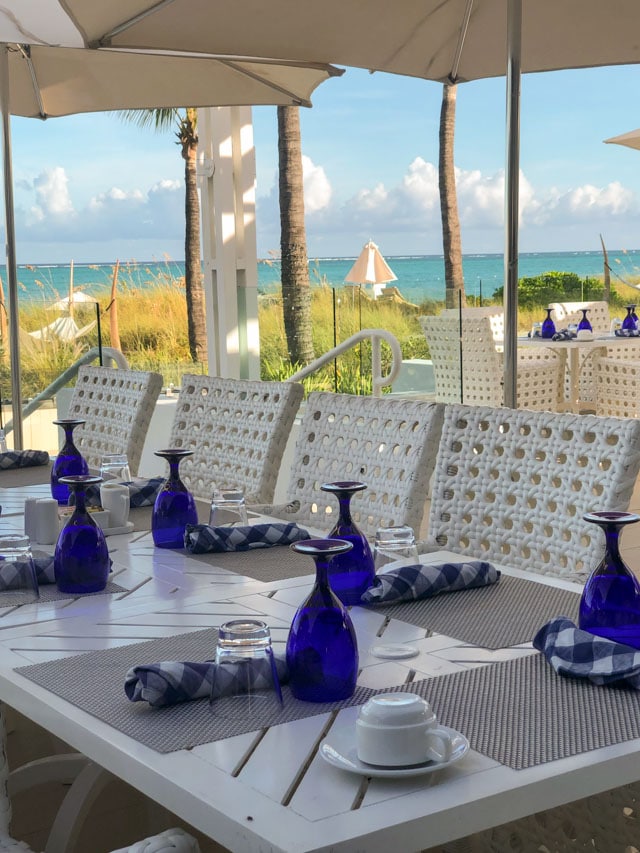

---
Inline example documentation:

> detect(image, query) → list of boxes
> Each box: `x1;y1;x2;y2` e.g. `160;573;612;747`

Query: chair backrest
419;315;504;406
548;301;610;334
285;392;444;538
168;375;304;503
427;403;640;577
68;366;163;475
441;306;505;342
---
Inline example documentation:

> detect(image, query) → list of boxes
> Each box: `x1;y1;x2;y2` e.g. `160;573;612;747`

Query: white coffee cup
356;692;454;767
100;483;130;528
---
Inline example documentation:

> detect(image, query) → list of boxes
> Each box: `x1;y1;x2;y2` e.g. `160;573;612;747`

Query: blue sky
7;62;640;264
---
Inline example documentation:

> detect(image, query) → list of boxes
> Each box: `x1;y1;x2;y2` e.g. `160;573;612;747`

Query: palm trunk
439;83;466;310
183;108;207;363
278;106;314;366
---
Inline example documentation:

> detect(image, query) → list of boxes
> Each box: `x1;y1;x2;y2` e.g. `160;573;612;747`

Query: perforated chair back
283;392;444;538
548;300;611;334
68;366;162;476
427;403;640;577
168;375;304;503
440;306;505;342
419;314;563;411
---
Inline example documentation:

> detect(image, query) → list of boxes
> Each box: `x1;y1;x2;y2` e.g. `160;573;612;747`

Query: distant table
519;334;634;413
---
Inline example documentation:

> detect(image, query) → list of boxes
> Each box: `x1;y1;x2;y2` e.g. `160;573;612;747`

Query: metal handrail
4;347;128;436
288;329;402;397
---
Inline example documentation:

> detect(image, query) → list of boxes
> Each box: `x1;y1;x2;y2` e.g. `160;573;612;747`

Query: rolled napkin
533;617;640;688
184;522;311;554
615;328;640;338
0;450;49;470
551;328;577;341
85;476;165;509
361;560;500;605
0;551;112;589
125;654;289;708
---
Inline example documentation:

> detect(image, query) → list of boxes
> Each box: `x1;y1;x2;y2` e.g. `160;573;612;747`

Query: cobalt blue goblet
286;538;358;702
321;481;375;605
54;474;110;594
152;449;198;549
577;308;592;333
51;419;89;505
579;511;640;649
540;308;556;339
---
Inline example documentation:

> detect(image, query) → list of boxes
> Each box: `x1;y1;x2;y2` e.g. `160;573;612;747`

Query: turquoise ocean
7;249;640;307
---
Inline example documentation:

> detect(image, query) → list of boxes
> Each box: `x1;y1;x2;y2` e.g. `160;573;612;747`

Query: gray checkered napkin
534;617;640;688
183;522;310;554
0;450;49;470
125;654;289;708
361;559;500;604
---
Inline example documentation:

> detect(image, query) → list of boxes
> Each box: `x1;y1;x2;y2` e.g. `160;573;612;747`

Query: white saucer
319;725;469;778
101;520;135;537
369;644;420;660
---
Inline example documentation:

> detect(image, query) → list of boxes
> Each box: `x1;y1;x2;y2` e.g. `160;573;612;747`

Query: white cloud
27;166;74;225
302;155;331;213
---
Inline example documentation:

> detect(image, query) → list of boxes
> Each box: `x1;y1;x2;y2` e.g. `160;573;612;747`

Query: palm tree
123;108;207;362
439;83;466;310
277;106;314;366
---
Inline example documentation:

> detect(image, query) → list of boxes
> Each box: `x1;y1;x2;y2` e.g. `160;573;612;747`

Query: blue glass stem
51;424;89;505
326;490;375;606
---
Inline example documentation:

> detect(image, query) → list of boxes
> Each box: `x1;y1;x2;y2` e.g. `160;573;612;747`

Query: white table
519;333;638;412
0;485;638;852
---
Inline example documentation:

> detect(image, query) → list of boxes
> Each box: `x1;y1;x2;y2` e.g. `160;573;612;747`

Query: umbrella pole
503;0;522;410
96;302;103;366
332;288;338;392
0;47;23;448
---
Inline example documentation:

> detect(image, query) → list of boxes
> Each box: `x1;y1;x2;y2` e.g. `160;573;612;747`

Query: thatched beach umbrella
0;13;342;445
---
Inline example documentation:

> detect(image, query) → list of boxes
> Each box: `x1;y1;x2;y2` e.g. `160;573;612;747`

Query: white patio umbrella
604;128;640;152
345;241;397;299
0;9;343;444
72;0;640;409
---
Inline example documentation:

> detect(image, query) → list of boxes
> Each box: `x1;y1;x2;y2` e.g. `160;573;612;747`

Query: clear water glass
373;525;419;573
210;619;283;717
100;454;131;483
209;485;248;527
0;535;39;606
530;321;542;338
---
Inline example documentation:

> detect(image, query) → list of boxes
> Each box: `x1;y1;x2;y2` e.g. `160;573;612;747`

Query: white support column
198;106;260;379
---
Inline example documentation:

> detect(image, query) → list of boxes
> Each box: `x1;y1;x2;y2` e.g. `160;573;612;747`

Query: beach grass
4;269;639;399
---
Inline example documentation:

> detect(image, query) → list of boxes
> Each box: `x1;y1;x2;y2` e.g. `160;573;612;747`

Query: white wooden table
0;484;638;852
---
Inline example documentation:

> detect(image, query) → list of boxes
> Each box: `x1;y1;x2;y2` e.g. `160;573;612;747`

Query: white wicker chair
269;392;444;538
168;375;304;503
419;314;564;410
546;301;612;408
548;300;611;334
67;366;163;476
440;306;505;343
594;339;640;418
0;707;200;853
425;403;640;578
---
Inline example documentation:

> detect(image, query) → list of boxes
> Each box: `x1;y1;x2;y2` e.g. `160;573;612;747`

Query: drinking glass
286;539;358;702
320;481;375;605
54;475;110;594
0;535;39;606
530;321;542;339
577;308;592;333
540;308;556;339
210;619;283;717
209;485;248;527
152;449;198;549
579;511;640;649
373;525;419;573
100;454;131;483
51;419;89;505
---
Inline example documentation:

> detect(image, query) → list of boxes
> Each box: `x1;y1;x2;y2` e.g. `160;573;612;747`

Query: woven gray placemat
15;628;377;753
366;574;580;649
187;545;313;582
0;580;127;607
17;628;640;768
412;652;640;770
